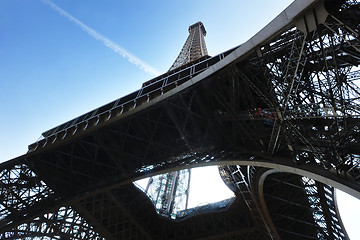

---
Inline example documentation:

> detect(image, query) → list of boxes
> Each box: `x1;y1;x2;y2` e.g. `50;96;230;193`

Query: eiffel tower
141;21;208;219
1;0;360;239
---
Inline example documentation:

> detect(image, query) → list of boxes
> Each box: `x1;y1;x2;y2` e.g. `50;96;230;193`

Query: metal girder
221;165;348;239
169;22;208;71
260;171;347;239
1;205;105;240
0;162;104;240
1;0;360;239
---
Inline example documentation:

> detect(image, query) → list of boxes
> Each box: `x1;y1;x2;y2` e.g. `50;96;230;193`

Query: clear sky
1;0;359;238
0;0;295;161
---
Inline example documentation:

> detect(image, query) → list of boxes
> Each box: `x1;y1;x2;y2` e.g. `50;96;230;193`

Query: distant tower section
139;22;209;218
169;22;208;71
143;170;191;219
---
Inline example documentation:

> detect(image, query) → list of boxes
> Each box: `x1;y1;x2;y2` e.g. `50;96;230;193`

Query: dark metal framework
220;165;348;239
1;0;360;239
140;169;192;218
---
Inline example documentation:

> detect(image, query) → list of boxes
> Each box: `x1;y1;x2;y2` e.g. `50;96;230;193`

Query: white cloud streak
41;0;161;76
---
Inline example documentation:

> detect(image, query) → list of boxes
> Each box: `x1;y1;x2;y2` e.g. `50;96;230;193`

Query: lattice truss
0;163;104;240
263;173;347;239
220;165;347;239
140;169;191;218
0;1;359;239
214;0;360;179
169;22;208;71
302;177;345;239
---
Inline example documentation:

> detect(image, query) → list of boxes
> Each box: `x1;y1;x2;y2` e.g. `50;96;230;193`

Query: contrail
41;0;161;76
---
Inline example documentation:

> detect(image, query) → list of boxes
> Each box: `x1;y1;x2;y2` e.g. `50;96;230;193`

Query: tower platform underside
1;0;360;239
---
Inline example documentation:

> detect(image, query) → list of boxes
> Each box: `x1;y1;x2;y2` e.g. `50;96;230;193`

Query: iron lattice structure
142;22;209;218
140;169;191;218
1;0;360;239
169;21;208;71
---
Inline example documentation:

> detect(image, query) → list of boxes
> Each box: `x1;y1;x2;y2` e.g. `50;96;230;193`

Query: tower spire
169;21;208;71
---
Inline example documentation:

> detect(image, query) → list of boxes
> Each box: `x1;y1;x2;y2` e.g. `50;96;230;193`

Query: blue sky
0;0;295;160
1;0;359;238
